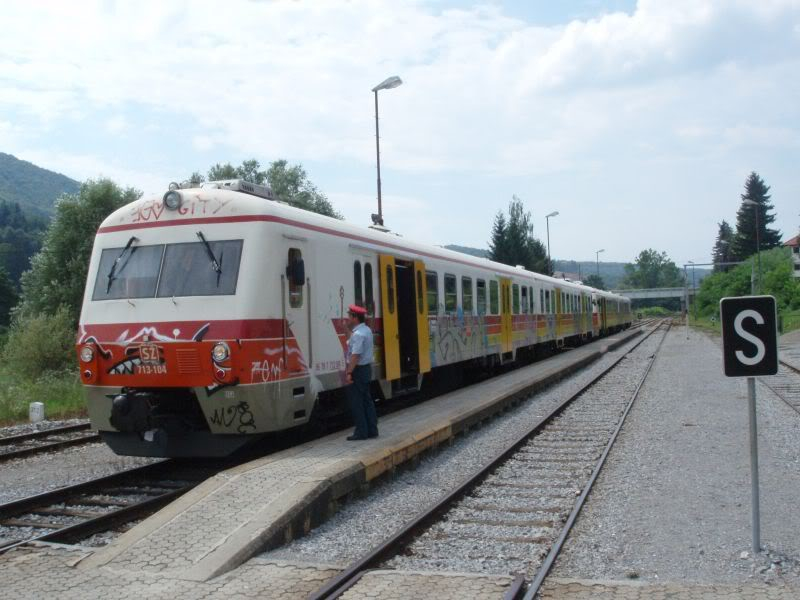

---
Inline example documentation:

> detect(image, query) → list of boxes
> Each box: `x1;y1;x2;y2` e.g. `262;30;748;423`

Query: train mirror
286;258;305;286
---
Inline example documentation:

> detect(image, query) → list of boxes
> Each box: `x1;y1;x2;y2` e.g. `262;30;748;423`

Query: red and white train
76;180;632;456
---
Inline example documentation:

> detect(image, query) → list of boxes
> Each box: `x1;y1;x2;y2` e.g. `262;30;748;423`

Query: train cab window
444;274;457;313
416;270;424;314
477;279;487;315
490;280;499;314
462;277;473;313
386;264;395;314
353;261;363;307
521;286;528;314
512;284;520;314
426;271;438;315
93;244;164;300
364;263;374;315
157;239;244;299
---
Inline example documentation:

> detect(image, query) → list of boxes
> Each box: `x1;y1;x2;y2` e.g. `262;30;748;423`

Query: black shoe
347;435;367;441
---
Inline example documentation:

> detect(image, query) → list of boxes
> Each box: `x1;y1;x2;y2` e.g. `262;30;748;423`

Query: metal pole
684;266;689;338
691;265;696;321
747;376;761;554
546;217;551;275
595;251;600;277
374;90;383;226
755;208;761;293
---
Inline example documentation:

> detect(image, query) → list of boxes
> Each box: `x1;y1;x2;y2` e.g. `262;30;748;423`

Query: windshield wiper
196;230;222;286
106;236;138;293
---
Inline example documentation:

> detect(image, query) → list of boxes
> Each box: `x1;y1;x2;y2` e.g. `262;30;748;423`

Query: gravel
550;325;800;586
0;418;88;438
261;328;660;566
0;441;160;505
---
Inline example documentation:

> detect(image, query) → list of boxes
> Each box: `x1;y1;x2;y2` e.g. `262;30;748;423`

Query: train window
520;286;528;314
477;279;486;315
364;263;374;315
540;289;544;314
416;270;424;315
386;264;395;314
92;244;164;301
490;280;499;314
462;277;473;313
353;261;363;307
544;290;549;313
444;274;457;312
157;240;244;299
285;248;304;307
426;271;438;314
512;284;520;314
529;287;534;313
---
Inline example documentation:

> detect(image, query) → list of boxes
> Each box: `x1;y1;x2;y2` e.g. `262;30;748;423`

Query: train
75;179;632;457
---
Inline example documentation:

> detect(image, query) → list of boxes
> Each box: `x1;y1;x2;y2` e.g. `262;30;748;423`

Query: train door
500;278;513;353
379;254;431;380
283;243;310;374
554;287;562;339
600;297;608;332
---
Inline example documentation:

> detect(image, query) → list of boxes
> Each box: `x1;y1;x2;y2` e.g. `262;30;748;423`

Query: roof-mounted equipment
201;179;274;200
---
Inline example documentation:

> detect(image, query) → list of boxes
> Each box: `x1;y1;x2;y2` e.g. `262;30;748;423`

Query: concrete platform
77;328;640;583
339;569;515;599
541;578;798;599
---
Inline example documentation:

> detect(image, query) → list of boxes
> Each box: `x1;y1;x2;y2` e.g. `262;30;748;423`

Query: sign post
720;295;778;555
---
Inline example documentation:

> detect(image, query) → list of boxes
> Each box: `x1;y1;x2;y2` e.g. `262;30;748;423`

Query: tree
16;179;140;323
187;171;205;185
0;267;17;327
487;196;548;274
730;172;782;261
583;273;606;290
711;220;734;272
199;159;341;219
620;249;683;289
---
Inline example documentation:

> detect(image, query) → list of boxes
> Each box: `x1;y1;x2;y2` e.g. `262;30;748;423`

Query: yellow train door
378;254;401;380
500;278;513;353
413;260;431;374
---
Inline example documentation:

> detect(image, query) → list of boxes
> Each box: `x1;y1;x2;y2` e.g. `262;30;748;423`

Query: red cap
348;304;367;315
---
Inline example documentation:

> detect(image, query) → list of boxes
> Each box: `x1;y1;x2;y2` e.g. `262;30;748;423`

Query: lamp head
545;211;559;218
372;76;403;92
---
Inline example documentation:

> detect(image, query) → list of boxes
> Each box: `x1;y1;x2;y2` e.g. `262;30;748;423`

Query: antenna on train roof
199;179;275;200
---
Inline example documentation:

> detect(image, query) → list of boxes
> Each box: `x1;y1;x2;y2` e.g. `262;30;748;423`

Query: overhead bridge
611;287;697;300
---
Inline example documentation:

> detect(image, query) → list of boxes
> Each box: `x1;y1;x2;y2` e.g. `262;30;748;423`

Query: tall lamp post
545;211;559;275
742;199;762;293
595;248;605;277
688;260;696;321
371;76;403;227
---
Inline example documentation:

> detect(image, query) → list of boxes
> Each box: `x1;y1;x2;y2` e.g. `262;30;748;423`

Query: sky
1;0;799;267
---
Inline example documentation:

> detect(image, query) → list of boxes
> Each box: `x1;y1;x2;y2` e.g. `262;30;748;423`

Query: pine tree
487;197;548;274
730;172;782;261
711;220;734;272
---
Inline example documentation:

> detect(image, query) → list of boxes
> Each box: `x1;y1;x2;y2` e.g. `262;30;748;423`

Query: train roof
98;182;630;303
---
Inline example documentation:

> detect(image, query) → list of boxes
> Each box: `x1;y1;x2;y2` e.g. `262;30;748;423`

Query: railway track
0;422;100;463
758;360;800;416
308;320;670;600
0;459;230;553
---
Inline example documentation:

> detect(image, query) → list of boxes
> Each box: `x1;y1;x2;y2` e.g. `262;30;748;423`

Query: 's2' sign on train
720;295;778;378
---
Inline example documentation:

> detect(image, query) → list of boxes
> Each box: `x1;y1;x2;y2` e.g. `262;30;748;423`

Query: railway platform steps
76;328;641;583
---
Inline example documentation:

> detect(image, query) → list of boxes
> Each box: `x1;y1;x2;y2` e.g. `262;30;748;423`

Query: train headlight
212;342;230;363
163;190;182;211
80;345;95;363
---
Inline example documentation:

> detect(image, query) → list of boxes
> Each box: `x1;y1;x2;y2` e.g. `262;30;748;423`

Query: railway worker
345;304;378;441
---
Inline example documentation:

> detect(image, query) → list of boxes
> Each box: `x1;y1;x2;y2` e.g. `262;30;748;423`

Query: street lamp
371;76;403;227
742;199;762;293
688;260;696;321
595;249;605;277
545;211;558;275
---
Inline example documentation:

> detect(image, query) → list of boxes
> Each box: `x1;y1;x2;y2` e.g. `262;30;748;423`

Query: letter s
734;310;765;366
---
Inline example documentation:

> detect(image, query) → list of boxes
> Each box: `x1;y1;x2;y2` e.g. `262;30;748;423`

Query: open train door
413;260;431;374
378;254;401;381
500;278;513;353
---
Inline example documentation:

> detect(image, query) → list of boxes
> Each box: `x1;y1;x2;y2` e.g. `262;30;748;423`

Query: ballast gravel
0;440;160;505
262;329;661;567
549;326;800;587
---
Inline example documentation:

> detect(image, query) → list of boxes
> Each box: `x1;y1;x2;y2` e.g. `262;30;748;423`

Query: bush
2;307;76;379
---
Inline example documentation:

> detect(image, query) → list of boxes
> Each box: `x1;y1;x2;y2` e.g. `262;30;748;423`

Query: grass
0;367;87;425
688;309;800;336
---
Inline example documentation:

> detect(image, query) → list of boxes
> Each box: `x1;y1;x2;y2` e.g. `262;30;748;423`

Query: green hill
0;152;79;215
